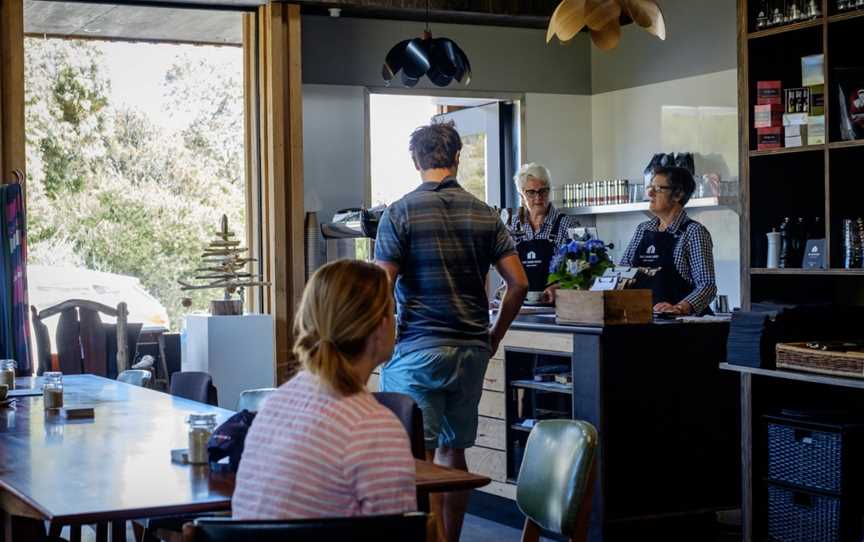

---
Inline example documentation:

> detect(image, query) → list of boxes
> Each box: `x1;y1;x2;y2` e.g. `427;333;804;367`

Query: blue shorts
381;345;490;450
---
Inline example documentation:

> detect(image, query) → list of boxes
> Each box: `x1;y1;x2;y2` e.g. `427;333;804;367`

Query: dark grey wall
302;15;592;95
590;0;737;94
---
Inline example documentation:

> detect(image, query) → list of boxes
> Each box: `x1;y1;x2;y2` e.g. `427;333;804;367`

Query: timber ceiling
24;0;563;46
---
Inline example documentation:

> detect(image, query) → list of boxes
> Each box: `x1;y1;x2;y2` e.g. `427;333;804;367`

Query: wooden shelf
510;380;572;395
720;363;864;390
749;145;824;157
510;423;533;433
828;140;864;150
561;196;737;217
748;18;823;39
828;10;864;24
751;268;864;275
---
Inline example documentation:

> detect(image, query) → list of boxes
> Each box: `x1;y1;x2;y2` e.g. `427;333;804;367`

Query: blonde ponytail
293;260;393;396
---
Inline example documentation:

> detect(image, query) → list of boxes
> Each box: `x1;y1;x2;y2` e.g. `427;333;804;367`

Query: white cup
525;291;542;304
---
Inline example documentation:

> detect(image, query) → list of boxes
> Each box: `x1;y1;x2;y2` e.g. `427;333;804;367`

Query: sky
97;41;242;131
369;94;438;206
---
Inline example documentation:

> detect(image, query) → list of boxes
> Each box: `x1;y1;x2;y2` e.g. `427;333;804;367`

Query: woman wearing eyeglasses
620;166;717;316
507;163;579;304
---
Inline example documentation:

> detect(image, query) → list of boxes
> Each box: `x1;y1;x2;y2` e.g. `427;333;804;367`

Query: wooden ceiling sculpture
546;0;666;50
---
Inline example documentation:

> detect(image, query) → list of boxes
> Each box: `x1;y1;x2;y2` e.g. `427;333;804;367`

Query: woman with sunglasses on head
507;163;580;304
619;166;717;316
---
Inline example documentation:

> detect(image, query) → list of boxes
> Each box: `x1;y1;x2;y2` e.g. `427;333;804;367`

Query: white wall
302;84;367;223
591;69;741;308
524;93;594;188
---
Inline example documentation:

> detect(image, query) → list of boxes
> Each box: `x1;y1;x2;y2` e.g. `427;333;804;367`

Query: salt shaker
43;372;63;410
187;413;217;464
0;360;15;390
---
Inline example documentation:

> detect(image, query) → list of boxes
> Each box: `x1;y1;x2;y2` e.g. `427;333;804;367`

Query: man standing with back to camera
375;121;528;542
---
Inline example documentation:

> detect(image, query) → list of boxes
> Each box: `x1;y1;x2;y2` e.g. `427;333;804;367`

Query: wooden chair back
30;299;130;377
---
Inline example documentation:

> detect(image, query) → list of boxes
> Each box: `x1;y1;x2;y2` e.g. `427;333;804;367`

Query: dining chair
516;419;598;542
180;513;430;542
118;369;152;388
373;391;426;460
31;299;142;378
170;372;219;406
236;388;277;412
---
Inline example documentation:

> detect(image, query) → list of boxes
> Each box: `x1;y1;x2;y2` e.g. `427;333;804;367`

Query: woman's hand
653;301;692;315
541;284;560;304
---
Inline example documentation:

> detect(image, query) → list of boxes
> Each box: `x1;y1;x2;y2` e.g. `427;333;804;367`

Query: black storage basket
764;414;864;494
767;484;845;542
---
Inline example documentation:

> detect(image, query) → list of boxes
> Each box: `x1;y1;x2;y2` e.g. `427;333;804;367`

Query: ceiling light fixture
381;0;471;87
546;0;666;51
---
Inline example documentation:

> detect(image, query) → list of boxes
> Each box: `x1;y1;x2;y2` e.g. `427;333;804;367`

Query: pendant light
381;0;471;87
546;0;666;51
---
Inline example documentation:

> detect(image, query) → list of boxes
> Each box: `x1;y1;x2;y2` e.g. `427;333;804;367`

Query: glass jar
0;360;16;390
187;413;217;464
43;372;63;410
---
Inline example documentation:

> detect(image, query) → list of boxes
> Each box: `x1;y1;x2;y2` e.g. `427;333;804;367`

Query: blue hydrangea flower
589;253;599;265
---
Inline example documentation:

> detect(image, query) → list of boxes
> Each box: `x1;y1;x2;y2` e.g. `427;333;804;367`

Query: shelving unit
561;196;737;217
739;0;864;309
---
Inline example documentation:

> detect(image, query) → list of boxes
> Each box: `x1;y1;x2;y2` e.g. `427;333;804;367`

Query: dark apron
632;219;703;313
517;214;565;292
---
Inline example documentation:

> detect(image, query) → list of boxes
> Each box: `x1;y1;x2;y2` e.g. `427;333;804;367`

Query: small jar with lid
0;360;16;390
187;413;217;464
43;372;64;410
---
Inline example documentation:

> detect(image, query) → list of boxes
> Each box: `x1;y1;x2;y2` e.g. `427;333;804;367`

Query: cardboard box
783;113;809;126
802;54;825;87
757;80;783;105
808;115;825;144
785;88;811;114
808;84;825;116
757;127;783;150
755;104;784;128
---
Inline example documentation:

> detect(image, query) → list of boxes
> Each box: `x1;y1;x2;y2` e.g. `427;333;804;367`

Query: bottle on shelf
792;217;807;267
767;229;781;268
808;216;824;240
778;217;791;268
756;0;769;28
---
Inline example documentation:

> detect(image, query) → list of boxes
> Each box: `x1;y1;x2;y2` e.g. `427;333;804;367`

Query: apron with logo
517;214;565;292
632;219;699;311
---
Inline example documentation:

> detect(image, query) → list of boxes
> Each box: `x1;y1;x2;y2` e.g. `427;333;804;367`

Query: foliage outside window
25;38;246;329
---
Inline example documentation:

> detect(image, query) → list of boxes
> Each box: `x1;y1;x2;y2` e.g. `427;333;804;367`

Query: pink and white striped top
232;371;417;519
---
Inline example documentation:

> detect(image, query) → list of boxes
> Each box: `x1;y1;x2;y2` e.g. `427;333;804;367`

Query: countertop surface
509;312;727;334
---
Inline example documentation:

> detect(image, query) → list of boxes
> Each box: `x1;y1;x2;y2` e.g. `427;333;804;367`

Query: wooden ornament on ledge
178;215;269;317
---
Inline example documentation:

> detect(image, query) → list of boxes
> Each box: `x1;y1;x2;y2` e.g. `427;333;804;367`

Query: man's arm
490;253;528;356
376;260;400;287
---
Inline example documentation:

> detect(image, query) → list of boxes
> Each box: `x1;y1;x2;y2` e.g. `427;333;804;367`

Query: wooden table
0;375;489;540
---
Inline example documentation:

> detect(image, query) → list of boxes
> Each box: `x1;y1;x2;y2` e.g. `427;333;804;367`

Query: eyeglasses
523;188;550;198
645;184;672;194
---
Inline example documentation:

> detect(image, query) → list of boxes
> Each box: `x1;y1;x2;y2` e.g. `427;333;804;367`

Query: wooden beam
0;0;26;184
258;3;305;384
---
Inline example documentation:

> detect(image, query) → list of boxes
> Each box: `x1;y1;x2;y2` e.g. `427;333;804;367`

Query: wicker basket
776;343;864;379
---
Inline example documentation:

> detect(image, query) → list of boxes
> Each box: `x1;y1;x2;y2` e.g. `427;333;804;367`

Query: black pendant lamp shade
382;30;472;87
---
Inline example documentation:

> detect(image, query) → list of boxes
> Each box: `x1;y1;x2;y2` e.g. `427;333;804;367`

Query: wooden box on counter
555;289;652;325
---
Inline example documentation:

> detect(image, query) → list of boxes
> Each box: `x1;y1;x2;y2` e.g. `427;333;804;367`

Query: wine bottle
778;217;791;268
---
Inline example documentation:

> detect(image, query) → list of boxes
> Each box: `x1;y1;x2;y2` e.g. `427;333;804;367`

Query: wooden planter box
555;289;653;325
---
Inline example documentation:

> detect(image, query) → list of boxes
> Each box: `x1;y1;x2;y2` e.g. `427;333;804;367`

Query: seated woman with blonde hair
232;260;416;519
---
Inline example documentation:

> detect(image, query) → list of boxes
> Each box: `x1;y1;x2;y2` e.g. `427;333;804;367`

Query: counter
468;315;739;542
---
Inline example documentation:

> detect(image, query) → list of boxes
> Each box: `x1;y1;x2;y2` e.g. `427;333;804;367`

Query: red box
754;104;784;129
757;127;783;150
757;80;782;105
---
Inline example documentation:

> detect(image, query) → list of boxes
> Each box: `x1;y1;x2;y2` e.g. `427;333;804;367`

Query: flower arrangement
548;239;614;290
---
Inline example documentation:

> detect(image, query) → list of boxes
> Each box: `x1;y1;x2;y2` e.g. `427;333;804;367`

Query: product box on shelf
757;80;783;105
808;84;825;116
785;88;811;114
802;54;825;87
755;104;784;128
757;127;783;150
808;115;826;144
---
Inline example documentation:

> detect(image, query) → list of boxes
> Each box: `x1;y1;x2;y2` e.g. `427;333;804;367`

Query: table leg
740;373;753;542
417;491;430;513
96;522;108;542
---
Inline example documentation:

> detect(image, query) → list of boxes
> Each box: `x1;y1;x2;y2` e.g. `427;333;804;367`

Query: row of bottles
775;216;823;268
